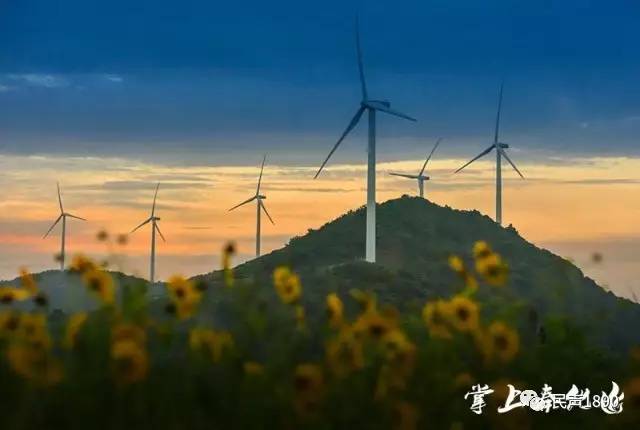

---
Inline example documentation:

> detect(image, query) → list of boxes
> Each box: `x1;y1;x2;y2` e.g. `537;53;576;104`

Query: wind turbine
130;183;165;283
228;155;274;257
43;183;86;270
389;138;442;198
454;83;524;225
314;19;416;263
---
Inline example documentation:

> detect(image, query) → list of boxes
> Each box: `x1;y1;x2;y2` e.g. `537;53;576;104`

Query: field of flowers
0;239;638;429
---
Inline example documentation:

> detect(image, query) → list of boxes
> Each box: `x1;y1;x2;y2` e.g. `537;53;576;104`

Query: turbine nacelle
257;194;267;200
497;143;509;149
363;99;390;108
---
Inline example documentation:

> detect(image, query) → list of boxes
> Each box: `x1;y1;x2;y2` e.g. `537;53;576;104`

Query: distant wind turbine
43;182;86;270
130;183;165;283
389;138;442;198
454;83;524;225
228;155;274;257
314;19;416;263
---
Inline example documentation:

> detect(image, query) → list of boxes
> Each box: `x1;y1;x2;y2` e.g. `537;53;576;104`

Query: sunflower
0;311;20;337
273;266;302;305
473;240;493;260
353;311;396;341
112;323;146;346
6;343;63;386
325;293;344;328
222;242;236;287
482;321;520;363
475;253;509;286
63;312;88;349
0;287;32;304
111;339;148;385
448;255;465;274
293;363;325;416
349;288;377;313
69;254;98;274
447;295;480;332
448;256;478;292
166;275;203;319
18;313;51;350
422;300;453;339
82;269;115;304
325;326;364;377
19;268;38;295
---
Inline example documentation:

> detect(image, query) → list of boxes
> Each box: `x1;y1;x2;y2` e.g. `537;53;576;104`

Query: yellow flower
6;343;63;386
112;323;146;346
326;293;344;328
476;253;509;286
293;363;325;416
19;268;38;295
69;254;98;273
349;288;377;313
448;256;478;292
381;329;412;361
392;401;419;430
0;287;32;304
243;361;265;376
481;321;520;363
353;311;396;341
167;275;203;319
448;296;480;332
18;313;51;350
422;300;453;339
111;339;148;385
473;240;492;260
189;327;234;363
63;312;88;348
273;266;302;305
0;311;20;337
82;269;115;304
448;255;465;273
325;326;364;377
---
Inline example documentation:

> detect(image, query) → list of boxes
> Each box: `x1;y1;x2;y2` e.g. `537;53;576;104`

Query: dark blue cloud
1;1;639;162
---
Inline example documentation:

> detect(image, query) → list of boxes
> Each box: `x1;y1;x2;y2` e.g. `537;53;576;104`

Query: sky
0;1;639;298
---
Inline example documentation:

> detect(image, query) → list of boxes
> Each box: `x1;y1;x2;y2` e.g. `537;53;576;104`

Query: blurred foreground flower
273;266;302;305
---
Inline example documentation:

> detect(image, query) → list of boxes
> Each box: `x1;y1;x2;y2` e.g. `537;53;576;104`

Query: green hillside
195;195;640;353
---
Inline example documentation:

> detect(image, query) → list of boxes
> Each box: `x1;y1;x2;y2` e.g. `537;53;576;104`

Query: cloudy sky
0;1;638;298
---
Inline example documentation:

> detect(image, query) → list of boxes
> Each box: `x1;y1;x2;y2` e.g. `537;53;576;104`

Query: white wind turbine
454;83;524;225
314;19;416;263
228;155;274;257
130;183;165;283
389;138;442;198
43;182;86;270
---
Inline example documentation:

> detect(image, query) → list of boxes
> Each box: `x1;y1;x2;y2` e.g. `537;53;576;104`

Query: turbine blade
389;172;418;179
419;138;443;176
494;81;504;144
229;195;257;211
66;213;86;221
57;182;64;213
259;200;275;225
314;106;365;179
155;223;166;242
256;154;266;195
130;218;151;234
43;215;62;238
499;148;525;179
151;183;160;216
356;16;367;100
374;104;416;122
454;144;495;174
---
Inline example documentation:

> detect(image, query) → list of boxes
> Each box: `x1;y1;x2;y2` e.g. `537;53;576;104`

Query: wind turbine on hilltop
43;182;86;270
314;19;416;263
454;83;524;225
130;183;165;283
389;138;442;198
228;155;274;257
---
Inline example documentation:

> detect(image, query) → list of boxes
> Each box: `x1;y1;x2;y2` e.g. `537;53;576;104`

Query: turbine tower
130;183;165;283
314;19;416;263
43;182;86;270
228;155;275;257
454;83;524;225
389;138;442;198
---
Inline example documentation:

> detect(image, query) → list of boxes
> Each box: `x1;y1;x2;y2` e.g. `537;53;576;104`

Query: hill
194;196;640;353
